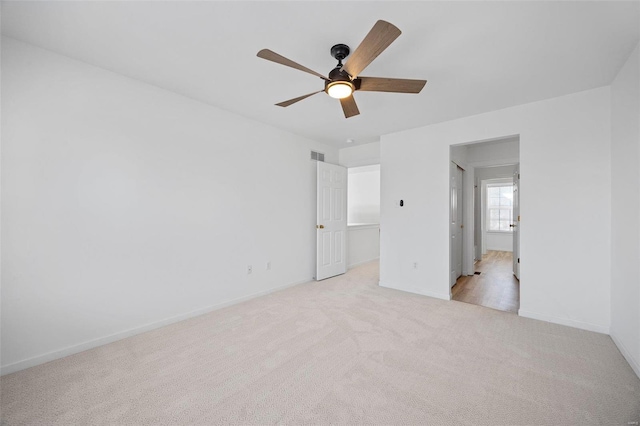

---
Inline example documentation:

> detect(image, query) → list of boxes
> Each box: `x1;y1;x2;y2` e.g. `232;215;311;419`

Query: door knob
509;224;516;228
317;225;325;229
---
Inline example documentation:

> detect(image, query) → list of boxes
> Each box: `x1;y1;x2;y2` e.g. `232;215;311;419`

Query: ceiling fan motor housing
325;67;355;96
327;44;355;96
327;44;361;96
330;44;350;62
328;66;351;82
257;20;424;118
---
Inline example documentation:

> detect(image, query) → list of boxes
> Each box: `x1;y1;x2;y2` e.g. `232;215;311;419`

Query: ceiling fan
257;20;427;119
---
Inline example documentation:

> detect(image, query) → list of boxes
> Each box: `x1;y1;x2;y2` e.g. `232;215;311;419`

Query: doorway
449;137;520;314
452;251;519;313
450;162;464;287
346;164;380;269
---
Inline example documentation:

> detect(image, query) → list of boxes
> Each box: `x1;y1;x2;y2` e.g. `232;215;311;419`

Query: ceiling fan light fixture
258;21;425;118
326;81;354;99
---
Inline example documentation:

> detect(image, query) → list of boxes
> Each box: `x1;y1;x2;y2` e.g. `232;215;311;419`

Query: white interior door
512;166;520;279
316;162;347;280
450;162;463;287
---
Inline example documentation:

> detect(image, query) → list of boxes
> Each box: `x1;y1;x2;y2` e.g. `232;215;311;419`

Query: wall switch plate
247;265;252;274
266;261;271;270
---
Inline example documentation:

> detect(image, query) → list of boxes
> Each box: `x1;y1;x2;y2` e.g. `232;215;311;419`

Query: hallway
451;250;519;313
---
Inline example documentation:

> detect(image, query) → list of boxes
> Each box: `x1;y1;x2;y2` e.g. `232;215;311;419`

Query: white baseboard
610;332;640;379
348;256;379;269
518;309;610;334
1;278;311;376
378;281;450;301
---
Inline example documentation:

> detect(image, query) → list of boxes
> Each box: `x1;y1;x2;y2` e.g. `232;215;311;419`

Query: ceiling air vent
310;151;325;162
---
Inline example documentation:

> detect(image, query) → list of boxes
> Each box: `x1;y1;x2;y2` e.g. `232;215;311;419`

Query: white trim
347;223;379;230
610;332;640;379
486;178;514;185
339;158;380;168
467;157;519;168
518;309;610;334
348;257;380;269
462;166;475;275
0;278;311;376
453;134;519;149
379;281;451;301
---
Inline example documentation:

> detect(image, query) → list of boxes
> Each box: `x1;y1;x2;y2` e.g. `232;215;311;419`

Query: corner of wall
610;331;640;379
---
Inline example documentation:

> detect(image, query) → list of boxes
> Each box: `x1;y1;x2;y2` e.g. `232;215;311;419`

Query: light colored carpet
1;260;639;425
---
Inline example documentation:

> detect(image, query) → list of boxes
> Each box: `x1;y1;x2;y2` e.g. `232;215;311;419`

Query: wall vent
310;151;325;162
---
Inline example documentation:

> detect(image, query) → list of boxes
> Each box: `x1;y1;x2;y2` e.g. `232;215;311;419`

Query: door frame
450;162;464;287
315;162;348;281
449;136;520;303
480;177;515;255
513;165;520;279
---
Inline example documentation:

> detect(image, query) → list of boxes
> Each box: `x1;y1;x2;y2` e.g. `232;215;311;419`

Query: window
487;183;513;232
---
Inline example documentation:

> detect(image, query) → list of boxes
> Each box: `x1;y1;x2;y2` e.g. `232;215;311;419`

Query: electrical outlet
413;262;418;269
247;265;252;274
266;261;271;270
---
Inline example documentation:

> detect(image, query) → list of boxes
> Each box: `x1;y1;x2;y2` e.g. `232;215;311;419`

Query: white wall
485;233;513;252
0;38;338;374
347;165;380;224
610;42;640;377
339;142;380;168
467;138;519;166
475;166;517;184
347;225;380;268
380;86;611;333
450;144;468;168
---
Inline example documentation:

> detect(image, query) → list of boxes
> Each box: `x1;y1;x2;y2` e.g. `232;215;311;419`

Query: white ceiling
2;1;639;148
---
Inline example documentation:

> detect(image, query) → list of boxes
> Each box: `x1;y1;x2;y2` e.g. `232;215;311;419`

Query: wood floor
451;250;519;313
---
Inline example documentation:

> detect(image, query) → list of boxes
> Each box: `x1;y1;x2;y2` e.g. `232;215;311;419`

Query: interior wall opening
346;164;380;269
449;136;520;314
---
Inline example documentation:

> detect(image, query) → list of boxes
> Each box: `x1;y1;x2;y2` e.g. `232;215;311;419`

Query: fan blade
257;49;329;81
342;20;401;78
339;95;360;118
357;76;427;94
276;91;323;107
